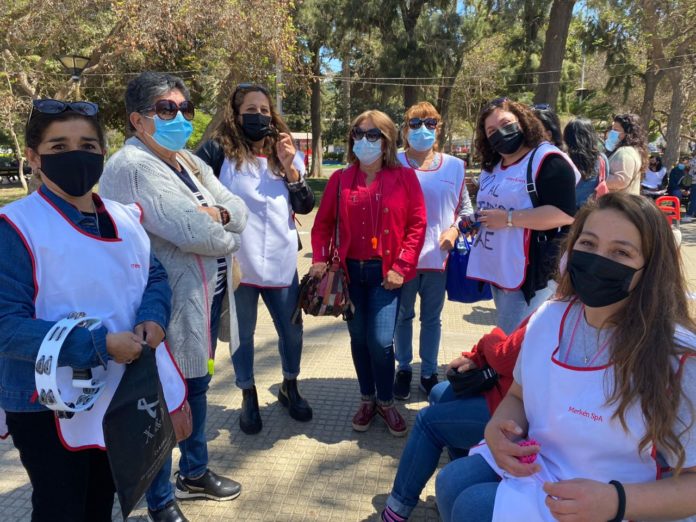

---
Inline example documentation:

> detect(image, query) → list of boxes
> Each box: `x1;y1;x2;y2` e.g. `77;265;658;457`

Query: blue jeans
435;454;499;522
491;281;555;335
346;260;401;402
385;382;490;518
232;273;303;389
395;270;447;377
146;289;226;510
688;187;696;216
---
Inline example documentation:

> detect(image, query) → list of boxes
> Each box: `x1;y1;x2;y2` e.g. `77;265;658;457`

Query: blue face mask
149;112;194;151
678;163;686;170
353;137;383;165
604;129;621;153
408;125;437;152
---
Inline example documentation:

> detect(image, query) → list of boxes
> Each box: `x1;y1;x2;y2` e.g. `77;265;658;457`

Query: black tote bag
103;346;176;520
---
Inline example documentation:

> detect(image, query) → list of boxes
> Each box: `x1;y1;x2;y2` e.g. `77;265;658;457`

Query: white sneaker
681;216;694;223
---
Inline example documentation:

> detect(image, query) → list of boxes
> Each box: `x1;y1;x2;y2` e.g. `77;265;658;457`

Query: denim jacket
0;186;171;412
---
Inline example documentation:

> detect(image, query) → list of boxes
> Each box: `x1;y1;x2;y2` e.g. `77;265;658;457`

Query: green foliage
188;111;212;150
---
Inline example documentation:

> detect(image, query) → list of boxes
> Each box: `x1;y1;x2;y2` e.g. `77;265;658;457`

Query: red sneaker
377;404;407;437
352;400;377;432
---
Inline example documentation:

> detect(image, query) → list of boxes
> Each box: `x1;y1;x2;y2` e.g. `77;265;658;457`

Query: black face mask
488;122;524;155
567;250;641;308
240;113;273;142
40;150;104;197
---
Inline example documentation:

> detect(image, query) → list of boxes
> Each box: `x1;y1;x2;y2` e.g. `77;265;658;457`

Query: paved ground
1;201;696;521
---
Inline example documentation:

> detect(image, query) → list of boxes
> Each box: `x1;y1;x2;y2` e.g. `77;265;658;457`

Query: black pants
6;410;115;522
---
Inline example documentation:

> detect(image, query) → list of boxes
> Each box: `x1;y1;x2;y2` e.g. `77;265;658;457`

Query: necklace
564;304;612;366
407;152;441;170
366;175;383;251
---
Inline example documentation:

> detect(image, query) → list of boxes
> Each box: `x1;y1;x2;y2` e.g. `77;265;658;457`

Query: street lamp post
58;55;90;100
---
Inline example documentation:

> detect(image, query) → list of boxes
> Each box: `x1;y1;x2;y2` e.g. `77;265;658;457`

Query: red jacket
462;317;529;414
311;163;427;282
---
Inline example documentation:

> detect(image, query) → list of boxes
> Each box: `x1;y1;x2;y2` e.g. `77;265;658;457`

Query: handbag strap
332;172;342;261
525;146;541;208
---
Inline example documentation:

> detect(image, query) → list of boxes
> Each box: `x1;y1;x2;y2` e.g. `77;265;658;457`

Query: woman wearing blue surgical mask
605;113;649;195
392;102;474;399
101;72;248;522
310;110;427;437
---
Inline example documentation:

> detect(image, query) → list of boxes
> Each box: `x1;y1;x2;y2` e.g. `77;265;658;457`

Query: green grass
0;185;26;207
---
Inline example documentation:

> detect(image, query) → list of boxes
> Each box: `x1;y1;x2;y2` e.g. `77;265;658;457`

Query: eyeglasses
352;127;384;142
487;97;509;108
140;99;195;121
532;103;551;111
31;99;99;117
408;117;438;130
233;83;270;99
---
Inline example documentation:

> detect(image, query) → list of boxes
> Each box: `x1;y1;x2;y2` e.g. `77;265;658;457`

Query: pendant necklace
564;304;612;366
366;175;383;251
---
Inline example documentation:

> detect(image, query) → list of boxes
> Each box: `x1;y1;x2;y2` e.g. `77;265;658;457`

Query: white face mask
353;137;383;165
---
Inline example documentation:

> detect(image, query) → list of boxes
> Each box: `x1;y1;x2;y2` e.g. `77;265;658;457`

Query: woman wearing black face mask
466;98;579;335
436;192;696;522
0;100;184;521
196;84;314;435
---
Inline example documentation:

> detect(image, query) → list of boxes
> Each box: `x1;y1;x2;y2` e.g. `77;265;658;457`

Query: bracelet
608;480;626;522
506;209;514;227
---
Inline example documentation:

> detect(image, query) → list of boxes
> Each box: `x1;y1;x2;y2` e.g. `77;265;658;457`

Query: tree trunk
9;126;28;193
640;55;664;127
309;42;323;178
663;68;686;169
436;52;464;150
533;0;576;107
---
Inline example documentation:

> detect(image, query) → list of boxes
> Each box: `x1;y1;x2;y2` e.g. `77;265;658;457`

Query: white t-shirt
642;167;667;189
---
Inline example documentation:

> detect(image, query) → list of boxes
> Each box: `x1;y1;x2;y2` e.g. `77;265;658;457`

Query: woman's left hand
543;479;618;522
383;270;404;290
439;226;459;251
478;208;509;230
276;133;300;182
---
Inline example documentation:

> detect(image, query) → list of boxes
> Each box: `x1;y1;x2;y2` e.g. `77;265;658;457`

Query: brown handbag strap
176;151;202;181
332;171;342;260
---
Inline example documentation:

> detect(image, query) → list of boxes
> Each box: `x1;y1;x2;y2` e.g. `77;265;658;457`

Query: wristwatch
506;209;514;228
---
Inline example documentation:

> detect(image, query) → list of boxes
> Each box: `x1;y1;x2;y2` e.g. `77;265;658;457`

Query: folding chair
655;195;682;246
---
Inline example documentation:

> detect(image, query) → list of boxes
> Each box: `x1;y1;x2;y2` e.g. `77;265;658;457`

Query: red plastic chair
655;195;681;226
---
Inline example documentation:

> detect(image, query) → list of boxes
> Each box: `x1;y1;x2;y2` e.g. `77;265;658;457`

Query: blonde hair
402;101;441;151
347;110;399;168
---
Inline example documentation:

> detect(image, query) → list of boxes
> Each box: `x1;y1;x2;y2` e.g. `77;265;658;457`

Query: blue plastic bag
446;237;493;303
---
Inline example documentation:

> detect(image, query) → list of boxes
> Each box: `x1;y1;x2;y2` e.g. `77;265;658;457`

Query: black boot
278;378;313;422
239;386;262;434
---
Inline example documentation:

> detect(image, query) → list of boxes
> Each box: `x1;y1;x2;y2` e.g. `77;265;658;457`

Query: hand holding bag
293;173;354;323
446;236;493;303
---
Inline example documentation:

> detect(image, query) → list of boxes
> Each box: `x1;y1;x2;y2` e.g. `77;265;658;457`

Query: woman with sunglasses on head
392;102;473;400
0;99;183;521
467;98;579;335
195;83;315;435
604;113;649;195
436;193;696;522
101;72;248;522
310;110;426;437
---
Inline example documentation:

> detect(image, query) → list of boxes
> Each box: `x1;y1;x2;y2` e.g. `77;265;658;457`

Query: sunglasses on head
408;117;438;130
31;99;99;117
352;127;384;142
233;83;270;99
532;103;551;111
140;99;195;121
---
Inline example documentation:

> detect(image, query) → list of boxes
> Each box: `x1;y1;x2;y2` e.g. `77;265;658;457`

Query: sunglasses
233;83;271;99
408;117;438;130
532;103;551;111
140;99;195;121
352;127;384;142
31;99;99;117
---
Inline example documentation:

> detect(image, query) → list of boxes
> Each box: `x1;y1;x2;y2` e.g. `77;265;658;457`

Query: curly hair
557;193;696;473
563;118;600;180
475;99;546;172
208;84;292;176
402;101;441;152
613;113;649;175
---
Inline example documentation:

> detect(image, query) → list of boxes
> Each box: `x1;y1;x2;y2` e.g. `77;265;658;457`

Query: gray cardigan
100;137;248;379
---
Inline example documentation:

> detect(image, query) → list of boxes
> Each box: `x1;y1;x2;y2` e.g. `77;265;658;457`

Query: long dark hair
650;156;663;171
533;106;563;149
208;85;292;176
475;99;546;172
557;193;696;473
564;118;600;180
613;113;649;175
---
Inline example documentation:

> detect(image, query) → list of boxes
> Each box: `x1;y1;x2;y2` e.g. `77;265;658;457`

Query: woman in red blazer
311;110;426;437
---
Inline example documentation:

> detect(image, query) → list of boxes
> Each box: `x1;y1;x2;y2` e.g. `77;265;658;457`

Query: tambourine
34;313;106;419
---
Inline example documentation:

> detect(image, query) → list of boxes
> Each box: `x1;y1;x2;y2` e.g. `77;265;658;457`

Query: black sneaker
393;370;412;400
175;469;241;501
419;374;438;396
148;500;189;522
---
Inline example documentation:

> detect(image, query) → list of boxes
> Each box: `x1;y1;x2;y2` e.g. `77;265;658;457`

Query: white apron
219;154;304;287
397;152;466;270
1;191;186;449
471;300;657;522
467;143;579;289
